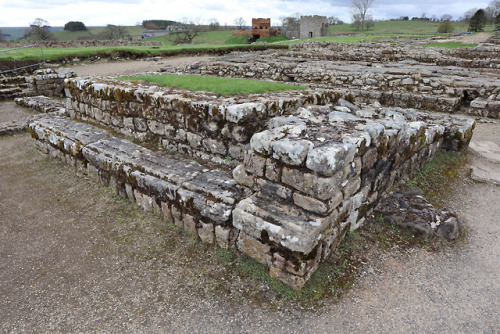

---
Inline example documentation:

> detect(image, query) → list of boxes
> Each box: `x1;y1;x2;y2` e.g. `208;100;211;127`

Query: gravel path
0;100;499;332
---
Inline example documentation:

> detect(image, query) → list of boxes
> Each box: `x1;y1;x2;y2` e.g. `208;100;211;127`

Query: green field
120;74;307;95
420;42;478;48
329;20;496;34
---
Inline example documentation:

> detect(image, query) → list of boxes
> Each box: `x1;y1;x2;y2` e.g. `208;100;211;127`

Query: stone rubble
374;185;463;240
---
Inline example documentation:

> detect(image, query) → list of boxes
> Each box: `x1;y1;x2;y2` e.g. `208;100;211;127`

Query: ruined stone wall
180;50;499;118
289;41;500;69
232;102;474;287
65;78;347;163
0;69;75;100
59;77;475;288
299;16;328;39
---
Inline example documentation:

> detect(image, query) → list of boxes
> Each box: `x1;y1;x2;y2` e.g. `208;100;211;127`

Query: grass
120;74;307;95
408;151;465;207
420;41;478;48
0;43;287;62
223;34;249;44
330;20;496;34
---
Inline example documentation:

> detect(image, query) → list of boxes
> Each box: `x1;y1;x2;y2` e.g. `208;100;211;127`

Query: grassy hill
330;20;496;34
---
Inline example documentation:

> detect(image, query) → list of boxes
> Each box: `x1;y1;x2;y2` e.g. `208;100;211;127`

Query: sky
0;0;492;27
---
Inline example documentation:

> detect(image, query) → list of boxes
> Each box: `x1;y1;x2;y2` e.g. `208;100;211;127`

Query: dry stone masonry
28;77;474;289
178;42;500;119
0;68;75;100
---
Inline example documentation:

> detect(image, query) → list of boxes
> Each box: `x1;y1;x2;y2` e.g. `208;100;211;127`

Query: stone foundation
177;42;499;118
0;69;75;100
27;77;475;289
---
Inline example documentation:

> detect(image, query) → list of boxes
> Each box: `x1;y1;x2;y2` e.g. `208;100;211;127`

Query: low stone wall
26;69;76;97
65;78;350;163
231;101;474;287
290;41;500;68
54;77;476;288
29;117;251;249
0;69;76;100
180;50;499;118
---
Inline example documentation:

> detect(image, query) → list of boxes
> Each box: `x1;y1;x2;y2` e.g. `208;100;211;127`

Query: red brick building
232;18;279;40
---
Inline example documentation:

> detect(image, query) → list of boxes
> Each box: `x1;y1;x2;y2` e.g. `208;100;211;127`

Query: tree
234;17;246;30
437;21;454;33
64;21;87;32
440;14;453;22
462;8;478;22
25;18;55;41
485;0;500;23
327;16;344;25
351;0;375;32
172;18;201;44
209;18;220;31
468;9;487;32
495;13;500;30
97;25;129;40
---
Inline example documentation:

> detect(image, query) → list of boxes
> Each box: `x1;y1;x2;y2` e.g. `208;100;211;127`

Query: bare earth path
0;102;499;332
61;55;214;77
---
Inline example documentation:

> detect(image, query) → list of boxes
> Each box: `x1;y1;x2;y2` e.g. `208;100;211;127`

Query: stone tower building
299;15;329;39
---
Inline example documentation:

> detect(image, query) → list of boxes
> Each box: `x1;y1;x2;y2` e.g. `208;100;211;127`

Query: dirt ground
60;55;214;77
434;32;493;44
0;97;499;332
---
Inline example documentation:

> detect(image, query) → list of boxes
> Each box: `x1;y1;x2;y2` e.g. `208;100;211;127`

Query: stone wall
59;77;475;288
179;48;499;118
231;101;474;287
65;78;348;164
300;16;329;39
290;41;500;69
0;69;75;100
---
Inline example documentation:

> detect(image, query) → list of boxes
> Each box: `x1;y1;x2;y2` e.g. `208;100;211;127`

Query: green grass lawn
0;43;287;61
120;74;307;95
420;41;478;48
330;20;496;34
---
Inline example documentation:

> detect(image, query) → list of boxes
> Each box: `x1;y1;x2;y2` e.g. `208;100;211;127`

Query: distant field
1;25;146;42
330;20;496;34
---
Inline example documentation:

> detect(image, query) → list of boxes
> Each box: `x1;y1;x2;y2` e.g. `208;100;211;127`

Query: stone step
29;116;252;246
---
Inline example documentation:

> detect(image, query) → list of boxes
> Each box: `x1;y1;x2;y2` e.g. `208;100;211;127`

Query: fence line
0;45;46;74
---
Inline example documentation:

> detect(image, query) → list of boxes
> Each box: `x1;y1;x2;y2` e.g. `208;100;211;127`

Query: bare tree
209;18;220;31
351;0;375;32
327;16;344;25
97;25;129;40
172;18;202;44
0;29;6;43
462;8;478;22
25;18;55;41
441;14;453;22
234;17;246;30
486;0;500;23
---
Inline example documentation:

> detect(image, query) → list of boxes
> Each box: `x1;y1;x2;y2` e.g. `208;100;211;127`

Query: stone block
282;167;342;201
293;192;328;215
198;221;215;244
183;214;197;234
215;225;231;249
243;151;266;177
306;143;356;177
237;232;271;265
272;139;314;166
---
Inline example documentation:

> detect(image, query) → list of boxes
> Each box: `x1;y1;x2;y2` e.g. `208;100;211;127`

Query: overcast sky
0;0;492;27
